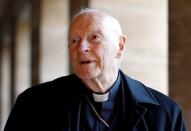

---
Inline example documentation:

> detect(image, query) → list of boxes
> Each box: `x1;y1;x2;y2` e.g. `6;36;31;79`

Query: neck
82;71;119;94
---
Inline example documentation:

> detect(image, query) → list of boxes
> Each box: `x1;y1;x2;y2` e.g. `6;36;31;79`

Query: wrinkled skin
68;11;127;93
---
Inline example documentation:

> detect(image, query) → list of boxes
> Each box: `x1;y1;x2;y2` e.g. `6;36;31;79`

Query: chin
75;70;100;80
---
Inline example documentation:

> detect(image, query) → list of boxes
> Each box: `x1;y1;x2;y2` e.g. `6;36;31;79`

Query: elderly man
4;8;186;131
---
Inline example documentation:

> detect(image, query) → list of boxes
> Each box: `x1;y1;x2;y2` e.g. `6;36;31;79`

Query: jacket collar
119;70;159;106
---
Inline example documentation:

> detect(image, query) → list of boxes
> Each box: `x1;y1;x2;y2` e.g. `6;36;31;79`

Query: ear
116;35;127;58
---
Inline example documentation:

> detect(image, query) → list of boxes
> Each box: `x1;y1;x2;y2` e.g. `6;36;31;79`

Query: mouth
79;60;94;64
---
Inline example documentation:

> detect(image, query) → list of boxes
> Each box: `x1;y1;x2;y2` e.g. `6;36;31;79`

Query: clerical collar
92;72;121;102
92;92;109;102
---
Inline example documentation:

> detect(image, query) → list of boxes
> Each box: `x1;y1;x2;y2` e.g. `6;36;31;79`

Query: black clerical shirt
81;73;121;131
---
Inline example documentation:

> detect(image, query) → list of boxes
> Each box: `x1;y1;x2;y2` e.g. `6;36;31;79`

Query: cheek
94;45;105;60
103;43;117;59
95;46;114;70
69;49;78;63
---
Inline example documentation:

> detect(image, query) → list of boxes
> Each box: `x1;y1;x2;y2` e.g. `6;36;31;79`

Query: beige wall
91;0;168;95
1;39;11;131
40;0;69;82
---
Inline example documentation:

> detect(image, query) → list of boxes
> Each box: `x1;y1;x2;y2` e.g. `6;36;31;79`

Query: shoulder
147;87;183;119
148;87;178;108
120;71;185;127
17;74;82;101
120;70;182;114
146;88;186;130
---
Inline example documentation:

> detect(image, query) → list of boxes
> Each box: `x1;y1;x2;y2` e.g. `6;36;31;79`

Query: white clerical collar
92;92;109;102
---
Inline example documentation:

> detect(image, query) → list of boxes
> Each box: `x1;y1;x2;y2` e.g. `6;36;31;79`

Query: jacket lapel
119;70;159;130
131;104;148;130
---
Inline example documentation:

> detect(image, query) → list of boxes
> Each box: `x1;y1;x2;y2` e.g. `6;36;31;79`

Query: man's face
68;14;120;80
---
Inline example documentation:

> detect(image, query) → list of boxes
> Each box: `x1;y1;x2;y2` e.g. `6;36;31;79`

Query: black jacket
4;71;186;131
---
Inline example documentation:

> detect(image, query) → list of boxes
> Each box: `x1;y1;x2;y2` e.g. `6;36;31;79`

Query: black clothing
4;70;186;131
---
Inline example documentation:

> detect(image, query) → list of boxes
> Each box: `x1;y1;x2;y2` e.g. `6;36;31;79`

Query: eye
70;38;80;45
93;35;99;39
92;34;101;41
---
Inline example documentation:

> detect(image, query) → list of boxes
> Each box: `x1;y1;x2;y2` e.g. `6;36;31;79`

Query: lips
78;56;96;65
80;61;92;64
79;59;97;65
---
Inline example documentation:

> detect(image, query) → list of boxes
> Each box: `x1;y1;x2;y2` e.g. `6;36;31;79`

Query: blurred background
0;0;190;130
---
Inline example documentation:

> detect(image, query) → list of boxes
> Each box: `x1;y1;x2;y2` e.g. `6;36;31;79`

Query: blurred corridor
0;0;191;130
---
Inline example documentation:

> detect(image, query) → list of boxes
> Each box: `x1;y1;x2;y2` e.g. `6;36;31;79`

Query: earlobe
119;35;127;50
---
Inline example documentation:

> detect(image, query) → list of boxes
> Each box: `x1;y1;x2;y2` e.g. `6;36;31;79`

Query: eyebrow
90;28;104;36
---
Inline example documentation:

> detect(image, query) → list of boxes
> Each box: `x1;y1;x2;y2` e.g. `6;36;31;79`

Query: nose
79;40;90;53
